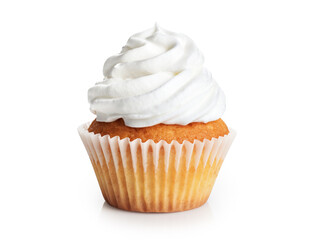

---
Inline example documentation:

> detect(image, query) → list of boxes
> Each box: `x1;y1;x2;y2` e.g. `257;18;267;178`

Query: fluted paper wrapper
78;123;236;212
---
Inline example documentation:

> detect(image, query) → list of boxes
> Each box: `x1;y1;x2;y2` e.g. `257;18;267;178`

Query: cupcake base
78;123;236;212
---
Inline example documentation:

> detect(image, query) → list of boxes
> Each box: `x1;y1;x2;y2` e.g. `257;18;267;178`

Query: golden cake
88;118;229;143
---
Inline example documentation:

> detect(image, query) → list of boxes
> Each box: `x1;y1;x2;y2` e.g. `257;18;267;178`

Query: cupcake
78;25;236;212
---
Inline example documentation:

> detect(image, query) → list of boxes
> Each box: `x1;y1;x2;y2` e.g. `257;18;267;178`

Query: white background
1;0;316;239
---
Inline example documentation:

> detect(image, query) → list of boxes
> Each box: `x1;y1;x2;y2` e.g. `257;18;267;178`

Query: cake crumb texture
88;118;229;143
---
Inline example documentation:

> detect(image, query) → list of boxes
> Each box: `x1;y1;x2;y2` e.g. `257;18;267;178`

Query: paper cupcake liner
78;123;236;212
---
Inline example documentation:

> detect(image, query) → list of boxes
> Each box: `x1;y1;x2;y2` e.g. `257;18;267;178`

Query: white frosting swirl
88;25;226;127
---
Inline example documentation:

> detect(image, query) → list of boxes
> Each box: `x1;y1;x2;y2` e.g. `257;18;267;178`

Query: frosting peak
88;25;226;127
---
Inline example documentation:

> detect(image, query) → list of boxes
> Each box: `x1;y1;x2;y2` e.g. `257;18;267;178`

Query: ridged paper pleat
78;123;236;212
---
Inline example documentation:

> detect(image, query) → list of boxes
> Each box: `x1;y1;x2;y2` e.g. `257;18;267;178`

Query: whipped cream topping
88;25;226;127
